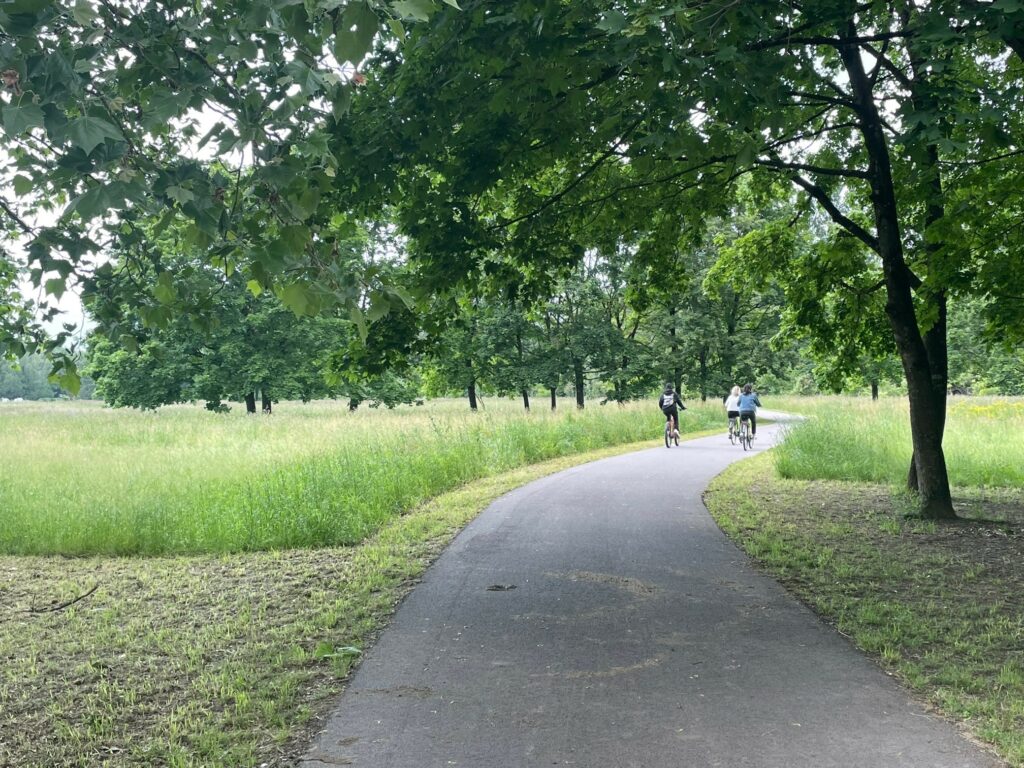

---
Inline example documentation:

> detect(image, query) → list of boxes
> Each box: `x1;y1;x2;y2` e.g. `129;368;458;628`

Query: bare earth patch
705;454;1024;767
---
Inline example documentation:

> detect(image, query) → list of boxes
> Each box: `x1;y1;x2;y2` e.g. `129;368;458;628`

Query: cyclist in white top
724;385;741;438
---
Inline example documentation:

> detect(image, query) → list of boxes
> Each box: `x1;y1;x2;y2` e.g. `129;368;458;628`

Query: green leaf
441;0;460;7
335;1;379;65
13;175;33;196
596;10;627;33
71;0;99;26
165;185;195;204
66;116;124;154
283;61;325;96
332;85;353;120
280;282;311;315
44;278;65;300
57;370;81;396
276;224;311;257
142;92;191;129
366;291;390;321
246;279;263;297
391;0;433;22
154;271;177;304
64;180;135;220
2;103;45;137
386;17;406;41
349;305;368;340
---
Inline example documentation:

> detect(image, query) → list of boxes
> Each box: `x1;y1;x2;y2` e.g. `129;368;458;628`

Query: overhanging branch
789;174;880;252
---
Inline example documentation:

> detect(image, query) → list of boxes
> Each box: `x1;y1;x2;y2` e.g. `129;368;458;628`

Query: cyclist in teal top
737;383;762;437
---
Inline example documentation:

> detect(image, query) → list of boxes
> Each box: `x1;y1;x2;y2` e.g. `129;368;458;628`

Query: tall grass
0;398;722;556
772;396;1024;488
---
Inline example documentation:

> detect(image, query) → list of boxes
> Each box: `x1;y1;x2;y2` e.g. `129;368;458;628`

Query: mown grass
0;398;721;556
707;397;1024;767
771;396;1024;487
1;437;688;768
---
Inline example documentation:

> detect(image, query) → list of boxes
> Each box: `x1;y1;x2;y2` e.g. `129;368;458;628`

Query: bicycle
727;414;740;444
664;413;680;448
738;414;754;451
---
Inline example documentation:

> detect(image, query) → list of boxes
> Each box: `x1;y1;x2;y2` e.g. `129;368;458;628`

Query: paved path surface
302;422;1002;768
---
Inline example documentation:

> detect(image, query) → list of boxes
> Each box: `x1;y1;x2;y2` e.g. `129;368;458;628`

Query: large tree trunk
549;387;557;411
261;388;272;415
468;380;478;411
245;392;256;415
521;389;530;411
903;20;951;494
838;26;955;519
573;358;585;409
871;380;879;401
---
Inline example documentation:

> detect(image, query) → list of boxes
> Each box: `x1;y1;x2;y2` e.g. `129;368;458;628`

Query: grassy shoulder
705;455;1024;767
0;436;676;768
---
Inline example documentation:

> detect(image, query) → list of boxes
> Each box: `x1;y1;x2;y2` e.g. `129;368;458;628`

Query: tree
0;354;58;398
345;1;1024;518
0;0;455;384
86;256;348;411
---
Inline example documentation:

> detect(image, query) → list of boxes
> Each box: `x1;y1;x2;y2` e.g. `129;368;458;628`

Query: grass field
771;396;1024;488
707;396;1024;766
5;394;1021;765
0;396;730;767
1;439;677;768
0;398;722;557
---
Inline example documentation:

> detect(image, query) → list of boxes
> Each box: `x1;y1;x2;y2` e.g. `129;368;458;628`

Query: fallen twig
28;583;100;614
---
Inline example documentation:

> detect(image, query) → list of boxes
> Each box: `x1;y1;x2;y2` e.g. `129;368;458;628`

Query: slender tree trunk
245;392;256;415
668;304;681;391
573;358;585;409
514;315;530;412
468;380;478;411
616;354;629;403
871;380;879;401
838;26;954;519
261;388;272;414
550;387;557;411
698;346;708;402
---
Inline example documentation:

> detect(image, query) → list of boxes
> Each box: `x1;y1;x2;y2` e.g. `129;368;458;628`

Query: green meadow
0;398;722;557
770;395;1024;489
707;396;1024;766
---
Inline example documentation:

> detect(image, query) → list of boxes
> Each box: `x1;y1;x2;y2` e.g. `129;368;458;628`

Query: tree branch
756;158;872;180
746;30;914;52
863;42;913;90
0;197;34;235
488;118;644;231
789;174;879;252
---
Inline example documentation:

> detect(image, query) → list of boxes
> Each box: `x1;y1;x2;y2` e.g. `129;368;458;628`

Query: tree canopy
4;0;1024;518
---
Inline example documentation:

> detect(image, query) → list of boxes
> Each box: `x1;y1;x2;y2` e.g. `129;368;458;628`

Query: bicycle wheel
664;424;671;448
741;422;750;451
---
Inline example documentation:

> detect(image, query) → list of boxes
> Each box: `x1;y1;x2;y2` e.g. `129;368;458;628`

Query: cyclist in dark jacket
738;383;762;437
659;384;686;439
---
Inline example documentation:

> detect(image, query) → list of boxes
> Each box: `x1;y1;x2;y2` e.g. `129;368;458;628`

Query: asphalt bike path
302;419;1002;768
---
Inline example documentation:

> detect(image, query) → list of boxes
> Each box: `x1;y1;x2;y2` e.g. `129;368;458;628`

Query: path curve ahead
302;422;1001;768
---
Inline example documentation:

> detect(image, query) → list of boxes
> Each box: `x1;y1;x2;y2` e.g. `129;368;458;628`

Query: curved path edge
301;420;1002;768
